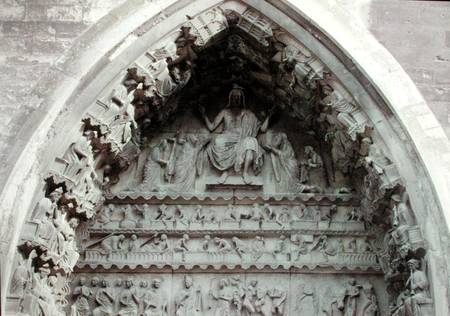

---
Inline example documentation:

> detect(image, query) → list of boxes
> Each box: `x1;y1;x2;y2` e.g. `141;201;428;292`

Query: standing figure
93;279;115;316
10;250;37;297
200;85;269;184
140;138;173;191
403;259;432;316
300;146;323;183
142;279;168;316
210;279;232;316
118;279;139;316
296;284;316;314
170;133;209;193
71;277;92;316
119;205;136;229
260;130;318;193
361;283;378;316
174;276;203;316
342;278;362;316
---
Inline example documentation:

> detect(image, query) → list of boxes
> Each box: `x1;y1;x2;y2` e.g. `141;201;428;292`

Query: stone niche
5;3;434;316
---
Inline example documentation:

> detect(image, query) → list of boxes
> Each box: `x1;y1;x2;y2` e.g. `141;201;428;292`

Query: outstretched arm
260;116;270;133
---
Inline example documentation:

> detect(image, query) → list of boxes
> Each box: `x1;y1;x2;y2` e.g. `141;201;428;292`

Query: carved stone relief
5;3;434;316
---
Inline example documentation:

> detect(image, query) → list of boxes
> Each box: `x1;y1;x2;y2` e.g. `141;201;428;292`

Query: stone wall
370;0;450;136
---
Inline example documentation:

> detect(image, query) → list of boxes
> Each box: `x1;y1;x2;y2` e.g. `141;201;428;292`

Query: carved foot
243;173;252;185
218;171;229;184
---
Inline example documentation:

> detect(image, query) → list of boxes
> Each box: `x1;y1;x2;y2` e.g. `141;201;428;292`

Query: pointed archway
2;1;449;315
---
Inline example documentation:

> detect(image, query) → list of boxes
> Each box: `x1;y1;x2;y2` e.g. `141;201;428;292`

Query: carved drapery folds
6;4;433;316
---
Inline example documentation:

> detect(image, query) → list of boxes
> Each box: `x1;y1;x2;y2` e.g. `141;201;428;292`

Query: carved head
184;275;193;288
304;146;314;154
153;278;162;289
115;279;123;287
91;277;99;287
140;280;148;288
228;84;245;108
348;278;357;286
407;259;420;271
102;279;109;287
183;234;189;240
253;203;259;207
219;279;228;288
204;235;211;240
131;234;138;241
126;279;134;288
79;277;87;286
161;234;168;240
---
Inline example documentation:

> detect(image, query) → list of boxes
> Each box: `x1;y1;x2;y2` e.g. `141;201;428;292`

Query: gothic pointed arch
2;1;449;315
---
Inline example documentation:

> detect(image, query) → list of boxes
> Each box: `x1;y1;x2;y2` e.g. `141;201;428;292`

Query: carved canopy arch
4;2;446;316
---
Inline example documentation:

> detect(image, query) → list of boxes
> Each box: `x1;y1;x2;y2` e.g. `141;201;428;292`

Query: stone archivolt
5;4;432;316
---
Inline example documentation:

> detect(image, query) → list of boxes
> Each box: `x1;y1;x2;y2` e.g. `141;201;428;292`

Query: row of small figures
93;203;363;229
70;275;379;316
84;233;375;262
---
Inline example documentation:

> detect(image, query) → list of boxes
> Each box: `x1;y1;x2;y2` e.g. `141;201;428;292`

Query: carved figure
200;85;269;184
93;279;115;316
142;278;168;316
342;278;362;316
210;278;232;316
361;283;378;316
174;276;202;316
10;250;37;297
141;138;173;191
142;234;169;253
251;236;266;260
273;235;289;259
118;279;139;316
260;130;317;193
175;205;189;225
225;204;238;221
120;205;137;228
311;235;337;258
155;204;174;227
33;189;62;220
267;287;287;315
170;133;209;192
202;235;212;253
296;284;315;314
97;205;113;227
24;268;64;316
174;234;190;261
100;234;126;256
250;203;265;222
402;259;432;316
70;277;92;316
232;237;250;258
214;237;232;254
275;208;291;228
292;234;308;260
300;146;323;183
